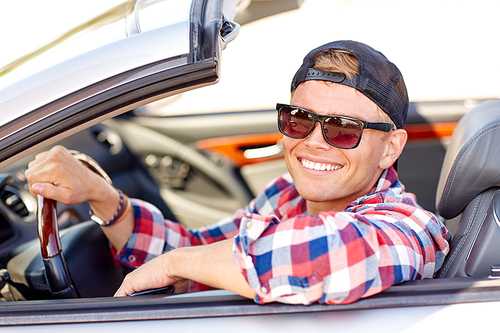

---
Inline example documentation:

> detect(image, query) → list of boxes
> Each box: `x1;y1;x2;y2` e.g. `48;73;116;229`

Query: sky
1;0;499;113
0;0;124;66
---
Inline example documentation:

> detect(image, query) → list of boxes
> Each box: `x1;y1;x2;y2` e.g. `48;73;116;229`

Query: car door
0;0;243;286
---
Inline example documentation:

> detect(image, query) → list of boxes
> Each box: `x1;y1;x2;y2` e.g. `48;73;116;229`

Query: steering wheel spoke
37;195;78;298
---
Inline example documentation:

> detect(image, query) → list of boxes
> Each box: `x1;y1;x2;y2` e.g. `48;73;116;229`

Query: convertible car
0;0;499;331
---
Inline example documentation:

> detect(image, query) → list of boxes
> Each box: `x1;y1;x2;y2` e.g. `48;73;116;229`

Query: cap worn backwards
291;40;409;129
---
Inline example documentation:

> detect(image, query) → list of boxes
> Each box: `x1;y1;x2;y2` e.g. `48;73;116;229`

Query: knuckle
25;173;33;184
52;145;66;153
46;146;66;162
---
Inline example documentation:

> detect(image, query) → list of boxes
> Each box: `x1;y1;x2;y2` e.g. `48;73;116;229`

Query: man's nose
305;122;330;147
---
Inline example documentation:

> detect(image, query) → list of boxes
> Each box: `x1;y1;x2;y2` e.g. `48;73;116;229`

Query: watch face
90;215;105;226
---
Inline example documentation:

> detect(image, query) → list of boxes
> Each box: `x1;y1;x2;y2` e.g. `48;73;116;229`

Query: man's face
283;80;392;213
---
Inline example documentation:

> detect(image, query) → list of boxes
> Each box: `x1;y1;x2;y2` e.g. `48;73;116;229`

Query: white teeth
301;159;341;171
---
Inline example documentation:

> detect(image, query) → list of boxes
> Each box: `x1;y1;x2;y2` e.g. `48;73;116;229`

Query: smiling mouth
300;158;343;171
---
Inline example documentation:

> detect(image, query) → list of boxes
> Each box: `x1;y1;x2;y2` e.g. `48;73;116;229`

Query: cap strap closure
304;68;357;88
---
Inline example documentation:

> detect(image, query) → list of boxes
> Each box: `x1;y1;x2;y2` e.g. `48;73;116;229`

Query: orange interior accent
196;122;457;167
196;133;284;167
405;122;457;141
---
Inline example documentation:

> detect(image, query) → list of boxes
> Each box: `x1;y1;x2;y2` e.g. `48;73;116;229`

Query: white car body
0;1;499;332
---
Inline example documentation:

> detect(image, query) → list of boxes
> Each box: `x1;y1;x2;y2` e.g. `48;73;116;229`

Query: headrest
436;99;500;219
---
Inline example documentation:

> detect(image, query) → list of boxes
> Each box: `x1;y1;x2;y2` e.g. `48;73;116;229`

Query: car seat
435;99;500;278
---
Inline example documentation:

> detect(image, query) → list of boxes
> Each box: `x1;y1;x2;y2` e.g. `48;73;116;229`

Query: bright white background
1;0;499;113
0;0;124;66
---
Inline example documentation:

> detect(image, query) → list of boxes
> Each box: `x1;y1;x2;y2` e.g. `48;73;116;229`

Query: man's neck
306;200;349;216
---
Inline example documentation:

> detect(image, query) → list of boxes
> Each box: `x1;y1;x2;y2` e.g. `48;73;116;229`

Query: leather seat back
436;99;500;278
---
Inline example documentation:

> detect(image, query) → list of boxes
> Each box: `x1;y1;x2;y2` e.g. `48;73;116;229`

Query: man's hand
115;251;190;296
25;145;134;251
25;145;111;205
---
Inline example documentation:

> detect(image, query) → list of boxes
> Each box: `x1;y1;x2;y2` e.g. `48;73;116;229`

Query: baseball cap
291;40;409;129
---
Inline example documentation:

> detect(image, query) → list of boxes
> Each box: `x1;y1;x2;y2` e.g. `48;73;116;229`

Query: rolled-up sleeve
115;198;243;271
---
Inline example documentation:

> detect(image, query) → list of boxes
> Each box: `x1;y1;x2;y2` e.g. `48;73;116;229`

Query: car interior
435;99;500;279
0;98;499;302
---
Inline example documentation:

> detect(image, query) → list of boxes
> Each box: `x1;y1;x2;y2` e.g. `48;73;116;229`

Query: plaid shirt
115;166;450;305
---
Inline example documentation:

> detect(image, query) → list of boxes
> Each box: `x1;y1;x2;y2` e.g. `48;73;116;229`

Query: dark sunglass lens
279;107;314;138
324;117;361;148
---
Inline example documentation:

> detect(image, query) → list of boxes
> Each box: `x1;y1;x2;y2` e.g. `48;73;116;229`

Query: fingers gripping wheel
37;151;112;298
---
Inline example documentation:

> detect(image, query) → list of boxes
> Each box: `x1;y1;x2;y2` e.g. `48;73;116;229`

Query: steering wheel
38;196;78;298
37;152;114;299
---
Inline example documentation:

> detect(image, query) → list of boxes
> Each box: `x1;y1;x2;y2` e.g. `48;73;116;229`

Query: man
26;40;450;305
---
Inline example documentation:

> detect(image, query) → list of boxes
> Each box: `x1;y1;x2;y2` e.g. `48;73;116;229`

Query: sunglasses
276;103;394;149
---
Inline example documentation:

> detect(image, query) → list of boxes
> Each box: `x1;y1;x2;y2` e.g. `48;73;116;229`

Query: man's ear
379;129;408;170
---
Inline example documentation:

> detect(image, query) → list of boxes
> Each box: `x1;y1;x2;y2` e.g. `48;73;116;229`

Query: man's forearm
115;238;255;299
171;239;255;298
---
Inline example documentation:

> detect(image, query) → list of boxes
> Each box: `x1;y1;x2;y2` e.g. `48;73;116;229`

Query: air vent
1;185;32;218
91;125;123;155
